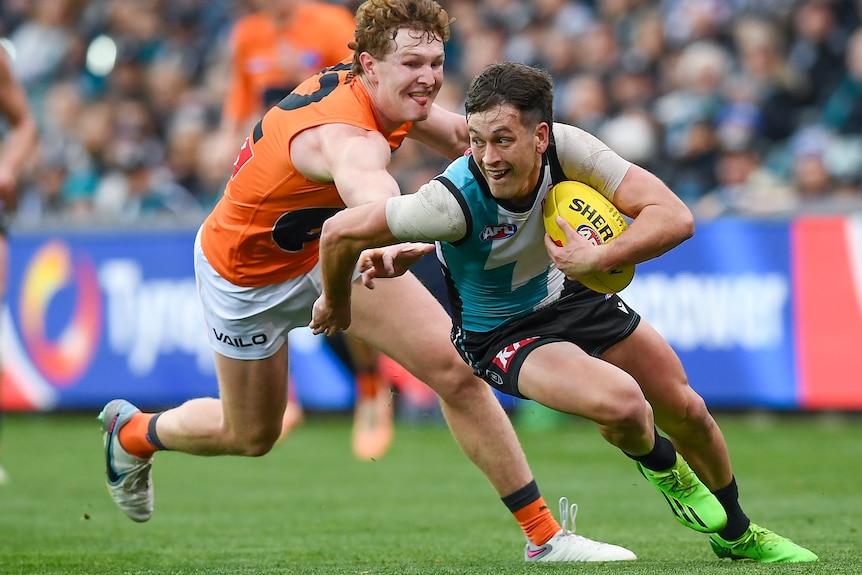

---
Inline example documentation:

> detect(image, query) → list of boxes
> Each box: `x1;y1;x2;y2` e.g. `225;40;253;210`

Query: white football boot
524;497;637;562
100;399;154;522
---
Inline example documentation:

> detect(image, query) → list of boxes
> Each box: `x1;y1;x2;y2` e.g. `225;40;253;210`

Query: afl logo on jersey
480;224;517;241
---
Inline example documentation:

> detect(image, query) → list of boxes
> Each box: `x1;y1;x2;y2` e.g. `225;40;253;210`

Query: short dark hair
465;62;554;130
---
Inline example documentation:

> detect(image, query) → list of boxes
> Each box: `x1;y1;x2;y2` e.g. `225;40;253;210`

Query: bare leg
517;342;655;456
344;335;394;460
348;272;531;496
277;377;305;443
602;321;733;490
153;344;290;456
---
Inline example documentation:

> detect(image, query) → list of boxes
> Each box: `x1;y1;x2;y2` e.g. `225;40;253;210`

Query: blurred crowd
3;0;862;229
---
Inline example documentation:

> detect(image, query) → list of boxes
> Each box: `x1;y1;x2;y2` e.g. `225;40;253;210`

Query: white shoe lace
559;496;578;533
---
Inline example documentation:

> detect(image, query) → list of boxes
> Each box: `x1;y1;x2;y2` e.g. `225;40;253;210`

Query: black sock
624;427;678;471
146;412;170;451
501;479;541;513
713;476;750;540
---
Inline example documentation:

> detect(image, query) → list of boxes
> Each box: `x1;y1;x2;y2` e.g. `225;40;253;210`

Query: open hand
357;242;435;289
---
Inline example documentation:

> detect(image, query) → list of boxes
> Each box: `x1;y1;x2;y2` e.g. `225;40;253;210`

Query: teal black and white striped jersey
434;152;564;333
383;123;632;334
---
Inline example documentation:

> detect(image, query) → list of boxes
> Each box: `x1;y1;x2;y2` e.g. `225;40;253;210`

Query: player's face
362;28;445;129
468;104;546;203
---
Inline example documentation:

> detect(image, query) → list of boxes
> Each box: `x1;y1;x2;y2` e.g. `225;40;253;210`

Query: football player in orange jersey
220;0;356;143
219;0;395;460
0;48;39;486
97;0;621;562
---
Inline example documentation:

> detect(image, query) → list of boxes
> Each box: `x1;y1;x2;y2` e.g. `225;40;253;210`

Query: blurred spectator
92;136;203;223
607;61;657;112
786;125;862;210
654;40;728;156
786;0;848;108
8;0;78;106
598;108;660;169
556;73;609;134
652;40;728;202
692;143;795;219
714;99;762;154
821;27;862;135
659;0;734;47
16;145;75;225
823;136;862;198
788;125;836;203
1;0;861;226
731;15;807;143
218;0;355;148
17;161;64;220
577;21;622;75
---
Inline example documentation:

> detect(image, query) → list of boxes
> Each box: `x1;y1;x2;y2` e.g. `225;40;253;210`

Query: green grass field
0;410;859;574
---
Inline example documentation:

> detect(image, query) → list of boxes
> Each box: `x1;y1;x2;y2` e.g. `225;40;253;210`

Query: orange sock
118;413;159;459
356;372;380;400
513;497;561;546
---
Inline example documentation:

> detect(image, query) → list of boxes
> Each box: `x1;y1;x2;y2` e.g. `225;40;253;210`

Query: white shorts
194;227;323;360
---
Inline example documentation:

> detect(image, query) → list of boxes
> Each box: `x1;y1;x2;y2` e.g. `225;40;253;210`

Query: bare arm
293;122;404;335
599;164;695;270
311;181;465;334
407;103;469;160
318;200;400;316
310;199;404;336
290;110;466;333
292;102;467;206
0;54;38;204
551;123;694;274
292;123;402;207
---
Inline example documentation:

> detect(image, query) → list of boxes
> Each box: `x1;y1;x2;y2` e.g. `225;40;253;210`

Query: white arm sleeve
553;122;632;202
385;179;467;243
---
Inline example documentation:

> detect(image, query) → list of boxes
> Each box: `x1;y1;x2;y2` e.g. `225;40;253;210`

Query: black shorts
452;281;640;399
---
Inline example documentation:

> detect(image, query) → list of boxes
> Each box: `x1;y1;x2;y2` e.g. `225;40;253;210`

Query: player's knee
235;435;278;457
603;384;651;431
420;357;481;403
662;387;710;428
228;424;281;457
683;393;711;424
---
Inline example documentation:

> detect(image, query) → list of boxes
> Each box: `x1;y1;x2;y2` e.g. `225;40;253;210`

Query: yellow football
543;181;635;293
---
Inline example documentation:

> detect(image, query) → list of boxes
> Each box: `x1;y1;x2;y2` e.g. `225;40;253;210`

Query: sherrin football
543;180;635;293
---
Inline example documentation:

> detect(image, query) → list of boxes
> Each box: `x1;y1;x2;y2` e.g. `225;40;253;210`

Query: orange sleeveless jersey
222;4;355;125
202;61;412;287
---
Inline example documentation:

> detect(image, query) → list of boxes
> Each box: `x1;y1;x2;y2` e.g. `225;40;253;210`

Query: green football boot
710;523;818;562
637;454;727;533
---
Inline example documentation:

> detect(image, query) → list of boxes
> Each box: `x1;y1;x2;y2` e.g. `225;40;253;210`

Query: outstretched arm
310;180;467;335
408;103;470;160
310;200;399;336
